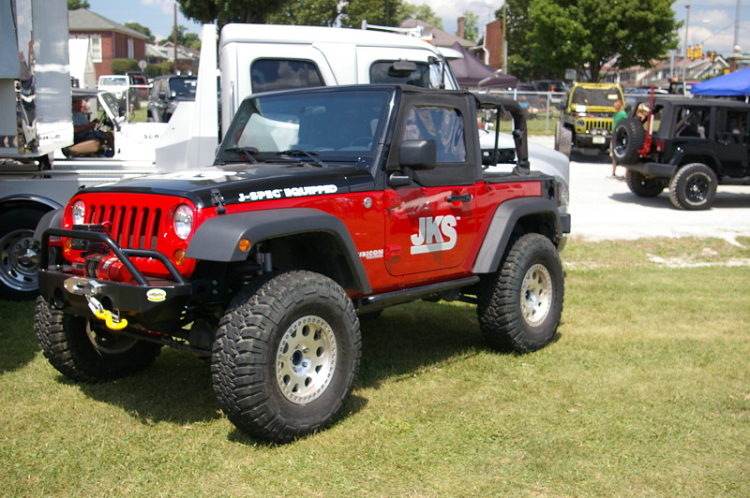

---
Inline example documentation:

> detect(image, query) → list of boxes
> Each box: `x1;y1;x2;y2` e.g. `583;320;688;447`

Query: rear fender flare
472;197;561;274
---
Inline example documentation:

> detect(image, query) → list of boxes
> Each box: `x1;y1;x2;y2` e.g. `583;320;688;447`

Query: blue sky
87;0;748;57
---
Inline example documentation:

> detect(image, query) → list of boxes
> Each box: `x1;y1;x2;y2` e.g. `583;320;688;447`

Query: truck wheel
669;163;717;210
0;208;46;300
478;233;564;354
554;122;572;158
34;296;162;382
212;271;361;443
626;170;666;197
613;118;646;164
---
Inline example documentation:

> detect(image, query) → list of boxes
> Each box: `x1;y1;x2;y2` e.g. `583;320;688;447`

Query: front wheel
554;122;572;158
478;234;564;353
669;163;717;210
34;296;162;382
212;271;361;443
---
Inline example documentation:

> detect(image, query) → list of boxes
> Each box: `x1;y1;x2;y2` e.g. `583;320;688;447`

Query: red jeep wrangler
35;85;570;442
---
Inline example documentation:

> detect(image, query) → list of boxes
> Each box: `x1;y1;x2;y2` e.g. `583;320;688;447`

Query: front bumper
38;227;194;334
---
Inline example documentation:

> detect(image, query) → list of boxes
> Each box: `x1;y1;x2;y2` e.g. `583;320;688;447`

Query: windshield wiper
278;149;327;168
222;147;259;163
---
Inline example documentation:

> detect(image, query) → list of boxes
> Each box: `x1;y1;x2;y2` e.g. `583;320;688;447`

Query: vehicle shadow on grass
61;299;563;444
0;300;38;375
610;191;750;209
355;300;563;390
72;348;221;426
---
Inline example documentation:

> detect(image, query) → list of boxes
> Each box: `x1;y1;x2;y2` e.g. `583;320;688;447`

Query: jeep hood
77;164;375;209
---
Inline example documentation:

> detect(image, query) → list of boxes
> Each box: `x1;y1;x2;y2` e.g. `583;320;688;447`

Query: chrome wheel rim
0;228;40;293
521;263;553;327
276;315;337;404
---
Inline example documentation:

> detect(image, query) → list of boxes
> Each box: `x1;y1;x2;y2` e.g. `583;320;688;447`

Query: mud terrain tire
478;234;564;353
34;296;162;382
613;117;646;165
554;122;573;158
626;170;666;197
212;271;361;443
669;163;718;210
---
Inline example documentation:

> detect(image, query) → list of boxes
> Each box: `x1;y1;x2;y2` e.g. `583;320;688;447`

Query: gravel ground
529;135;750;243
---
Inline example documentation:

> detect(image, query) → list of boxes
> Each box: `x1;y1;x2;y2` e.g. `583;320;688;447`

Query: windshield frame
216;87;397;173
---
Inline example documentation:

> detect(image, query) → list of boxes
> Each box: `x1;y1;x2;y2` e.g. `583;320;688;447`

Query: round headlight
72;200;86;225
173;204;194;240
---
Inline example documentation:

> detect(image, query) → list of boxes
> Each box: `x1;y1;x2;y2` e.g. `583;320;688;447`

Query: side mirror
399;139;436;170
389;60;418;77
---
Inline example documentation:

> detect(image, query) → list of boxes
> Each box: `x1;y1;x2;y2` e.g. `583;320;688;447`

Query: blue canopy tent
691;67;750;97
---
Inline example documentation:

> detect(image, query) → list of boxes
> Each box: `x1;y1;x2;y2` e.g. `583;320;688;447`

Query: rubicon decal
239;184;338;202
410;215;458;254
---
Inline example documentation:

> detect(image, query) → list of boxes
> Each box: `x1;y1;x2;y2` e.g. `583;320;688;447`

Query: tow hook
86;295;128;331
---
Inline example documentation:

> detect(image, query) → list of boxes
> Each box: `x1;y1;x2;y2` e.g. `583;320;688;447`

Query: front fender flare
472;197;562;274
186;208;371;294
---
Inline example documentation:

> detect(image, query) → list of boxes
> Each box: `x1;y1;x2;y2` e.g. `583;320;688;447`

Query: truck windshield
217;89;392;165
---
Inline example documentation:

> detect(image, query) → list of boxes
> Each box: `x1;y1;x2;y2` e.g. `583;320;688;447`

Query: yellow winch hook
92;307;129;331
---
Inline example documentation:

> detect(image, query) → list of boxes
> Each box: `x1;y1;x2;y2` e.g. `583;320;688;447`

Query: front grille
583;119;612;132
87;204;163;250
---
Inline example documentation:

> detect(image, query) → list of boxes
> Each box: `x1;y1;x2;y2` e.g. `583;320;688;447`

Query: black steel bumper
38;227;193;333
624;162;677;178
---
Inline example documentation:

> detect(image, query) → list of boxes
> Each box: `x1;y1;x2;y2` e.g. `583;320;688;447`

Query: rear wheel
613;117;646;164
669;163;717;210
212;271;361;443
626;170;666;197
0;208;46;300
34;296;162;382
478;234;564;353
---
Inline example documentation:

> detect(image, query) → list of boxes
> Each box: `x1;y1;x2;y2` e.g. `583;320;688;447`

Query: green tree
340;0;404;28
266;0;341;26
399;3;443;29
503;0;680;82
176;0;289;27
67;0;90;9
460;11;478;42
125;22;155;44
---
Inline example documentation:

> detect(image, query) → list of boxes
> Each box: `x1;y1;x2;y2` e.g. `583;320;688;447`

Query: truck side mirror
389;60;417;77
399;139;436;170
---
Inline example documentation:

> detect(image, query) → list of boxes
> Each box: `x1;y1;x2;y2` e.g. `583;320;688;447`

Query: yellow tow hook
87;296;128;331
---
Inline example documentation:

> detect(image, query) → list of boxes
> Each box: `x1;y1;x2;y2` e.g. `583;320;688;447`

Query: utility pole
173;3;178;72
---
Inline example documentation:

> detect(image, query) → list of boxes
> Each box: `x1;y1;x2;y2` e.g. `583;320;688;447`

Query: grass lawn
1;237;749;497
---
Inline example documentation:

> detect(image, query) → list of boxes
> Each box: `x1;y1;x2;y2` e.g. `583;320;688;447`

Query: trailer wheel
0;208;46;300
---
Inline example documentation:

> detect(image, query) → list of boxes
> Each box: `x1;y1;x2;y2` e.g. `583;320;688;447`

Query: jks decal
410;215;458;254
239;184;338;202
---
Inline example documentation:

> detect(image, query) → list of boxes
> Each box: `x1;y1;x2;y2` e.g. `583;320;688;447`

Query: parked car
613;96;750;210
97;74;140;113
554;82;624;157
147;73;198;123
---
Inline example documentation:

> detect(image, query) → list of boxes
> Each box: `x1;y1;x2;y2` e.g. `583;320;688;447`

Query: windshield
99;76;127;86
571;87;620;107
169;77;197;99
216;89;392;167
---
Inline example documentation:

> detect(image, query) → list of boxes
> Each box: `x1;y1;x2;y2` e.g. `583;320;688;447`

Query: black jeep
613;97;750;210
